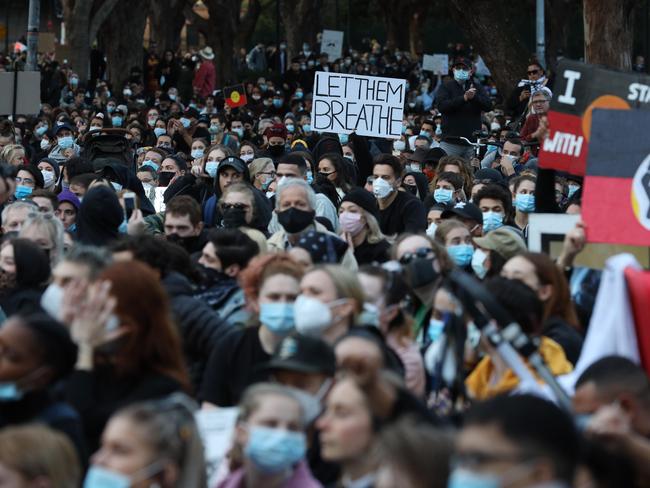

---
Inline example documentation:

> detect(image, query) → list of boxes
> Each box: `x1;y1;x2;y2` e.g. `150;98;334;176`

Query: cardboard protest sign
0;72;41;115
311;72;406;139
195;407;239;486
538;59;650;175
582;109;650;246
422;54;448;75
320;30;344;61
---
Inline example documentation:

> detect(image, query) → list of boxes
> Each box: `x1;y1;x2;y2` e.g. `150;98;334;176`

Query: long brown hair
100;261;190;388
521;252;580;330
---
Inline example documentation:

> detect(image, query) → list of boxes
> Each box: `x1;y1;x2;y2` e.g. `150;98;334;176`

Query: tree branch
89;0;121;43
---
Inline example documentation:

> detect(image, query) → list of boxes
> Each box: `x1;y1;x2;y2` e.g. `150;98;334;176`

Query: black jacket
162;272;230;391
436;78;492;141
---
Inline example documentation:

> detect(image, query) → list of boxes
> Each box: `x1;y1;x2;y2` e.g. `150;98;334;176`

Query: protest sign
320;30;344;61
582;109;650;246
474;56;491;76
311;72;406;138
538;59;650;175
0;71;41;116
422;54;448;75
195;407;239;486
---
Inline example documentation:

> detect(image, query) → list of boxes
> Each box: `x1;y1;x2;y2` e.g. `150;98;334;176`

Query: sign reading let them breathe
311;72;406;139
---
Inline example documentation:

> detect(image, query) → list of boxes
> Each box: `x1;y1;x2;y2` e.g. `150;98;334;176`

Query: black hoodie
76;186;124;246
99;161;156;215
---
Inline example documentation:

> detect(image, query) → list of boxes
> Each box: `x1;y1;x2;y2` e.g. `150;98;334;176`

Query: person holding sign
436;58;492;160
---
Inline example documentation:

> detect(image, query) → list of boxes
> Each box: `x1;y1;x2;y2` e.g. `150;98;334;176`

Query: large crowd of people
0;36;647;488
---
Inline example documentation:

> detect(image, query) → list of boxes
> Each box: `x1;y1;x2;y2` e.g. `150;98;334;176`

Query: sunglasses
399;247;434;265
527;69;540;75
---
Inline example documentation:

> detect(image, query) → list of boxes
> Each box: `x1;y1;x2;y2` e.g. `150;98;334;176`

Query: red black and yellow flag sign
224;84;248;109
582;108;650;246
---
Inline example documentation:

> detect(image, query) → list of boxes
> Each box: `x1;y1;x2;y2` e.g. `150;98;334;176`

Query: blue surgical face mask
486;144;498;153
209;124;220;134
434;188;454;204
338;133;349;145
58;135;74;149
111;116;123;127
83;466;130;488
453;69;470;82
302;124;311;133
286;123;295;133
141;159;159;172
233;127;244;138
306;170;313;185
191;149;204;159
568;183;580;199
107;105;116;114
14;185;33;200
447;244;474;267
153;127;166;138
358;302;380;327
205;161;219;178
428;318;445;342
260;302;295;335
273;99;283;108
111;181;123;192
0;383;23;401
118;219;128;234
447;468;500;488
515;193;535;213
482;211;503;232
294;91;304;99
244;425;307;474
180;117;191;129
35;126;48;137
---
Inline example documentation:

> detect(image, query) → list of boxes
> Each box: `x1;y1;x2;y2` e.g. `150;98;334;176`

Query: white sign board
195;407;239;487
153;187;167;213
0;71;41;115
312;72;406;139
422;54;448;75
320;30;344;61
475;55;491;76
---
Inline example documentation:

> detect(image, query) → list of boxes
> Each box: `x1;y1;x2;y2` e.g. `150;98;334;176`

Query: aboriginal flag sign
538;59;650;175
224;85;247;108
582;109;650;246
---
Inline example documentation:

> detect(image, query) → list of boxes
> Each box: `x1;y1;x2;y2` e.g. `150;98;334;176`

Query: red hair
238;253;303;306
100;261;189;389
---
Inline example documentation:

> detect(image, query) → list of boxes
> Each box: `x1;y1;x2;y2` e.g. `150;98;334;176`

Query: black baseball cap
218;156;246;174
441;201;483;225
264;334;336;376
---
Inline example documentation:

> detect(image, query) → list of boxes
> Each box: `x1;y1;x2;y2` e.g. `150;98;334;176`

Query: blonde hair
312;264;365;317
433;218;466;246
1;144;24;165
0;425;80;488
364;210;386;245
248;157;274;182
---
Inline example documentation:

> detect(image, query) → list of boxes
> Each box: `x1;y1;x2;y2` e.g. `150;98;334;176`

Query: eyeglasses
527;69;540;75
399;247;434;265
259;170;276;178
15;176;34;185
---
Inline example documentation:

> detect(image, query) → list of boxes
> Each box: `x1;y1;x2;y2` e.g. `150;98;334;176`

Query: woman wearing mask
471;227;527;280
248;157;276;193
239;141;258;164
317;153;353;200
218;383;321;488
218;183;271;245
63;261;190;453
501;252;584;364
0;238;50;316
425;203;446;238
19;211;65;267
85;394;206;488
434;219;474;270
201;144;234;179
37;157;60;191
512;175;536;235
338;188;390;265
0;425;81;488
429;171;464;206
200;254;303;407
294;264;364;344
190;137;208;162
14;166;44;201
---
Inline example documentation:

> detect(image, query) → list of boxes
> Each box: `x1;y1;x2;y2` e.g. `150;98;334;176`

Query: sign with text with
311;72;406;139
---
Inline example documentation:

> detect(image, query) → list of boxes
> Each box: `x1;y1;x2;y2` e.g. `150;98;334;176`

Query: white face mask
240;153;254;163
426;221;437;237
40;283;64;320
40;139;51;151
471;248;489;279
372;177;394;199
293;295;348;337
41;170;56;188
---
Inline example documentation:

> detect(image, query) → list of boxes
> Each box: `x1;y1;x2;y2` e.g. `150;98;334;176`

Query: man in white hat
193;46;216;98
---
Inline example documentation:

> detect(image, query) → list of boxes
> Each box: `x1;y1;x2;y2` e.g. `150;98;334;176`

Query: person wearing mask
268;179;357;269
434;219;474;270
429;171;465;206
440;201;484;237
452;394;580;488
200;254;304;407
0;312;85;456
239;141;258;164
163;195;208;255
401;170;429;202
219;182;272;239
19;211;65;267
471;227;527;280
195;228;259;326
0;238;50;316
495;138;526;178
506;60;549;118
263;123;289;162
0;425;81;488
293;264;364;344
63;261;190;453
248;157;276;193
465;277;573;399
473;183;515;234
14;165;44;201
521;88;552;146
317;153;354;200
218;383;321;488
371;154;426;237
85;394;206;487
501;252;584;365
435;155;474;196
338;188;390;265
512;174;536;235
436;57;492;159
36;157;60;192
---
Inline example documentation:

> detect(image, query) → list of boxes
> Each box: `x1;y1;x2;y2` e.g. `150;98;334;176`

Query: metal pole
4;0;10;55
346;0;351;50
26;0;40;71
535;0;545;68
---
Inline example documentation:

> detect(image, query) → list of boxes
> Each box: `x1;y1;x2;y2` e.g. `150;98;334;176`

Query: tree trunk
583;0;635;69
408;1;430;57
377;0;409;51
100;0;150;91
447;0;530;102
280;0;324;60
545;0;578;72
235;0;263;54
62;0;119;82
149;0;186;54
204;0;240;86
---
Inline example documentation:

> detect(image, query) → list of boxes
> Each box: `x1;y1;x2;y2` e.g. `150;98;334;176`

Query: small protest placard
311;72;406;139
422;54;448;75
195;407;239;486
320;30;344;61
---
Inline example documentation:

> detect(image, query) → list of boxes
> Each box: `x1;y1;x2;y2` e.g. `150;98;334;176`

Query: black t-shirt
379;191;427;236
354;238;391;265
199;325;271;407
